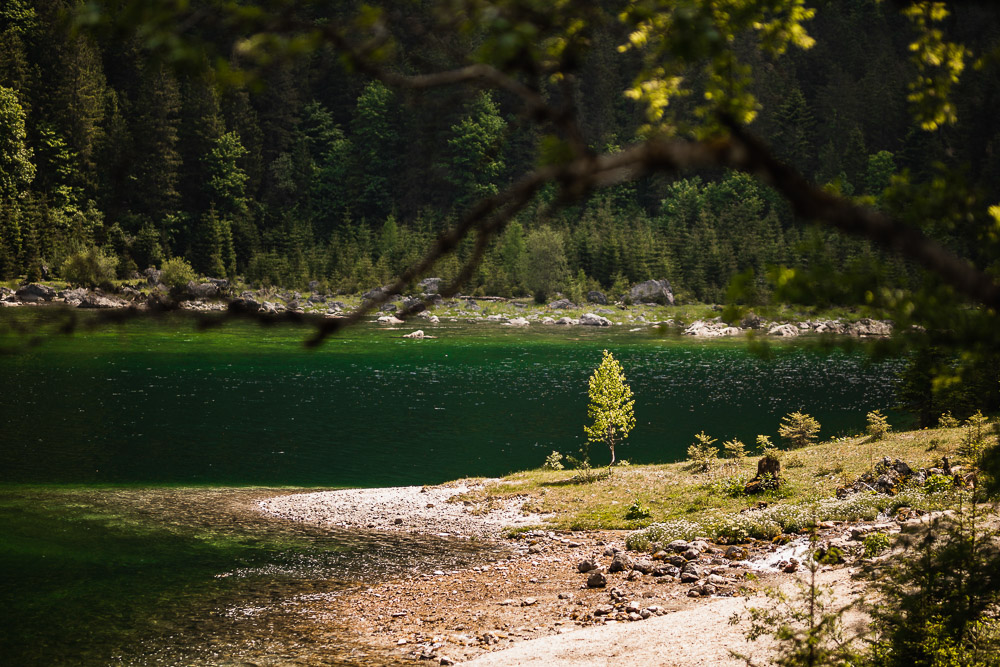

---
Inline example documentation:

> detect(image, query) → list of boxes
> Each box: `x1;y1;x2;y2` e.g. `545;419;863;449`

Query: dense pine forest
1;1;999;303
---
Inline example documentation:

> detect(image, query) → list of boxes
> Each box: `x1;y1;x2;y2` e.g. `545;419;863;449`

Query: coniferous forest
1;1;1000;304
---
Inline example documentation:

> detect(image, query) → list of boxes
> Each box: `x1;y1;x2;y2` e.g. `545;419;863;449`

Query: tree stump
744;455;781;494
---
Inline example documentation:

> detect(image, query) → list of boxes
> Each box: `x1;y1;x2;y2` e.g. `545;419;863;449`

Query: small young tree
688;431;719;472
867;409;892;441
779;411;821;449
584;349;635;466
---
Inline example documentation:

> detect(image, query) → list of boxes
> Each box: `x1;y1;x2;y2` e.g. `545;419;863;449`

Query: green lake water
0;310;905;664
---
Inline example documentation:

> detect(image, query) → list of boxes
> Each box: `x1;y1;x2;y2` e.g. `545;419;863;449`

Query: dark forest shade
0;2;998;301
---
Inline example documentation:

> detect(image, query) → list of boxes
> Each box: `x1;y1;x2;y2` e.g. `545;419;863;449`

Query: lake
0;311;904;664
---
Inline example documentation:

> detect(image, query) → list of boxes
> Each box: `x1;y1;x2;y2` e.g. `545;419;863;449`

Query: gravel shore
257;481;551;538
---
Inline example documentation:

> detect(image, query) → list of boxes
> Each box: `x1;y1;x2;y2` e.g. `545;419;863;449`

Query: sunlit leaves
903;2;970;131
618;0;815;134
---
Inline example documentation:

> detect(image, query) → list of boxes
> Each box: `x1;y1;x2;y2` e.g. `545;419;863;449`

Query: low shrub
542;451;564;471
624;499;651;520
863;531;891;558
61;246;117;288
160;257;197;289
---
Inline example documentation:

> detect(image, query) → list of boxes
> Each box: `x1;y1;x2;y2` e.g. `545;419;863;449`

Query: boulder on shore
580;312;612;327
15;283;55;302
628;279;674;306
587;290;608;305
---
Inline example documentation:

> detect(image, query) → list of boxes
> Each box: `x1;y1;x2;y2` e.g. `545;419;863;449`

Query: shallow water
0;311;905;664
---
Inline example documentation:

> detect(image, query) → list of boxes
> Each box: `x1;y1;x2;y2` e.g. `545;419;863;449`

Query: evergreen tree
0;85;34;198
351;81;398;221
445;91;507;210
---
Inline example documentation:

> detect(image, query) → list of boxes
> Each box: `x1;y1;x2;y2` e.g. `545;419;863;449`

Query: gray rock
579;313;612;327
555;317;577;325
628;279;674;306
15;283;55;302
186;282;219;299
740;312;763;329
608;553;633;573
682;548;701;561
308;294;326;304
144;268;162;286
207;277;229;290
593;604;613;616
362;286;387;301
725;546;748;560
548;298;575;309
587;571;607;588
667;540;690;553
60;287;89;305
652;564;679;578
631;558;655;574
587;290;608;305
418;277;442;295
577;559;599;573
680;571;700;584
78;293;125;309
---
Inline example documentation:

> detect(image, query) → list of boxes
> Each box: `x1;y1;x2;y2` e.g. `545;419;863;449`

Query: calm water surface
0;311;905;664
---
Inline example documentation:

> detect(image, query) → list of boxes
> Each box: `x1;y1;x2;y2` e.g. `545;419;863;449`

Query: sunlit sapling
723;438;748;463
778;411;821;449
958;410;995;471
866;410;891;441
583;350;635;466
688;431;719;472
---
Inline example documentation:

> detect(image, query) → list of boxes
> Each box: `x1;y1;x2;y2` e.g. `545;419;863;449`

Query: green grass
456;426;969;535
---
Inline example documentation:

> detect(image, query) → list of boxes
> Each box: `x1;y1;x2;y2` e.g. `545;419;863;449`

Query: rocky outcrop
580;312;611;327
683;320;742;337
587;290;608;305
78;293;128;309
548;298;574;309
15;283;55;302
767;323;800;337
846;318;893;336
628;279;674;306
418;277;442;295
186;281;219;299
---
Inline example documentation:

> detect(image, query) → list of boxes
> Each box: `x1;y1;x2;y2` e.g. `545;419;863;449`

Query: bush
723;438;747;462
938;411;960;429
778;411;821;448
867;409;892;441
687;431;719;472
542;451;564;471
60;246;117;288
160;257;197;289
924;473;953;494
624;499;651;520
958;411;994;469
864;531;891;558
710;473;750;498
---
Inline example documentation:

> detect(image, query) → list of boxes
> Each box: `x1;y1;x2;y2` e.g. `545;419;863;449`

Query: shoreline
256;482;884;666
0;281;895;339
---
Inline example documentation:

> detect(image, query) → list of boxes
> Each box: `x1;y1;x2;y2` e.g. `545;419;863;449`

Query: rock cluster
575;538;747;611
682;316;894;338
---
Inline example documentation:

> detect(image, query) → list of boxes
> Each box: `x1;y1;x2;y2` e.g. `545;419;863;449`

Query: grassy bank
456;425;970;539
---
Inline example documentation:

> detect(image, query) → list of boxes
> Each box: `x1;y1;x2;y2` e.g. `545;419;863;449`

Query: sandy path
461;567;867;666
